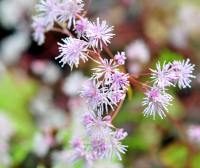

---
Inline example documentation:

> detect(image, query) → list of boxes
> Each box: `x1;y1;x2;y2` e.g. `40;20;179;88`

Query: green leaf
160;143;188;168
0;72;38;138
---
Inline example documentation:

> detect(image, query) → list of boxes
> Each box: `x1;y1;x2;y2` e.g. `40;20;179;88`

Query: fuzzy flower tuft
171;59;195;88
56;37;88;69
86;18;115;50
142;87;173;119
114;52;126;65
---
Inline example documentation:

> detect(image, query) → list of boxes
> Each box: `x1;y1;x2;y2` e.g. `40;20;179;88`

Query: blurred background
0;0;200;167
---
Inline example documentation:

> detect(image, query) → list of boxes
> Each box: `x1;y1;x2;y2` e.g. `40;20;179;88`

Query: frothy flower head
187;125;200;145
75;17;89;38
35;0;58;28
56;0;84;28
111;72;129;91
151;62;176;88
32;17;47;45
171;59;195;88
92;58;118;84
56;37;88;69
86;18;115;50
80;80;112;112
114;52;126;65
142;87;173;119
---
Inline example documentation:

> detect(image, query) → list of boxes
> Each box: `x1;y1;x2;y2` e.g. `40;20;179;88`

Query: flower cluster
143;59;195;119
81;58;129;114
32;0;196;165
68;112;127;165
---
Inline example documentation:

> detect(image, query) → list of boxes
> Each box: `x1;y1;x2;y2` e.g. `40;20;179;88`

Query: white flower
80;80;112;113
92;58;118;85
151;62;176;88
56;0;84;28
126;39;150;64
56;37;89;69
36;0;58;28
32;16;48;45
171;59;195;88
142;87;173;119
114;52;126;65
86;18;115;50
62;71;88;96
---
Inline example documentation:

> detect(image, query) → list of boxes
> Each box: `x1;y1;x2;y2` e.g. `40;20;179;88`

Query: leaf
160;143;188;168
0;72;38;138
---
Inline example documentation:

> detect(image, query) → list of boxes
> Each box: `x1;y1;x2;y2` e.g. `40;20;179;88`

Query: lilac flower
56;0;84;28
83;112;112;139
108;90;126;104
80;80;112;112
35;0;58;28
111;72;129;91
56;37;88;69
32;17;47;45
92;138;108;158
106;135;127;161
187;125;200;145
86;18;115;49
83;113;127;160
142;87;173;119
114;52;126;65
75;17;89;38
171;59;195;88
92;59;118;84
114;129;128;140
151;62;176;88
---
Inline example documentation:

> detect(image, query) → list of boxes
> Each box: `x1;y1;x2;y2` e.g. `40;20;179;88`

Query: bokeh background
0;0;200;168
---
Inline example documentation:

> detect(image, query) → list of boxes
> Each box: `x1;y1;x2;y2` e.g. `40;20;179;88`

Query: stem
103;44;114;58
111;98;125;121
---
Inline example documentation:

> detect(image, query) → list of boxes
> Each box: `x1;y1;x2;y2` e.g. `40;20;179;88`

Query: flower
114;52;126;65
80;80;113;113
171;59;195;88
86;18;115;49
111;72;129;91
32;17;47;45
92;58;118;84
151;62;176;88
62;71;87;96
142;87;173;119
83;112;112;139
75;17;89;38
125;39;150;64
35;0;58;28
56;0;84;28
187;125;200;145
56;37;88;69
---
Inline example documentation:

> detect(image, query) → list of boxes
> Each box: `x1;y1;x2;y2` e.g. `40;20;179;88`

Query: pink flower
171;59;195;88
142;87;173;119
86;18;115;50
32;17;47;45
151;62;176;88
114;52;126;65
75;17;89;38
80;80;112;112
36;0;58;28
92;58;118;85
111;72;129;91
56;37;88;69
56;0;84;28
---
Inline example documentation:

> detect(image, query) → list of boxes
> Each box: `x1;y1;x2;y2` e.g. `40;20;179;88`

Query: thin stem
103;44;115;58
111;98;125;121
